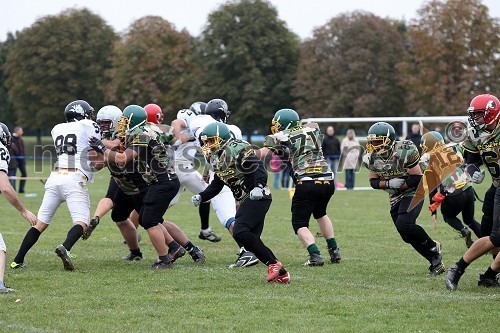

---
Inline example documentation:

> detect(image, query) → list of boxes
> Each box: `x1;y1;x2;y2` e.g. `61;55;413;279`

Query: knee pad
292;219;309;234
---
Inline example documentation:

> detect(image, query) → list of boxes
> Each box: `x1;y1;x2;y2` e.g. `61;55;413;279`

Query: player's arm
105;147;137;166
238;149;267;188
0;171;38;225
198;174;225;202
171;119;191;144
254;147;272;160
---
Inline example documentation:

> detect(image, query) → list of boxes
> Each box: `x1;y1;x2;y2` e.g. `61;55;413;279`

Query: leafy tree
195;0;300;137
0;33;16;128
399;0;499;116
4;8;117;132
294;11;407;119
106;16;197;117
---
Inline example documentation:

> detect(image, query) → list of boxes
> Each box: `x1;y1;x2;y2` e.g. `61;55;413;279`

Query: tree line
0;0;498;139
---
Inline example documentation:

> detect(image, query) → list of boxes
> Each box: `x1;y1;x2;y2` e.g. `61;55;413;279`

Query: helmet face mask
467;94;500;129
117;105;147;140
200;122;231;158
420;131;444;154
97;119;113;135
366;122;396;156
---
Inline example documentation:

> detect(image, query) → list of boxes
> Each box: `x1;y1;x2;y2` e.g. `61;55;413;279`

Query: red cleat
267;261;283;282
272;271;291;284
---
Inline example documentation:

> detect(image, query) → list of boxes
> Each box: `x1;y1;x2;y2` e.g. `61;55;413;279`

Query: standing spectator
406;123;422;155
270;154;281;189
340;129;361;190
7;136;19;188
322;126;341;187
281;165;291;189
10;127;27;193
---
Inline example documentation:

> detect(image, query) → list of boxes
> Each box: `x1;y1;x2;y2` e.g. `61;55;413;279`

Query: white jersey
0;141;10;173
51;119;100;182
184;114;242;142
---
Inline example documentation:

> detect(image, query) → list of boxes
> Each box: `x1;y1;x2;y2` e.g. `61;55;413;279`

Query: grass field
1;160;499;333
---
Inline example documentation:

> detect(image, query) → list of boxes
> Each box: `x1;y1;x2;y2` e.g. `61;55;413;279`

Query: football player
90;105;204;269
446;94;500;290
147;102;222;243
11;100;101;271
172;99;259;268
420;131;481;248
191;122;290;283
363;122;445;276
0;123;38;292
256;109;340;266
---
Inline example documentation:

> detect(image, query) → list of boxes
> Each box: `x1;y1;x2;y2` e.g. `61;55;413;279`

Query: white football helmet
96;105;122;136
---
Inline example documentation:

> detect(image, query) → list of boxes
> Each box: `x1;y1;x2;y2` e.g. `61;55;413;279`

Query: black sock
167;241;180;252
183;241;195;252
199;202;210;230
483;267;499;279
456;258;469;271
130;248;142;257
62;225;84;251
14;227;41;264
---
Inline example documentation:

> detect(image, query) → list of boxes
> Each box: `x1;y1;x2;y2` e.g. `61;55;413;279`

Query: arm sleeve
465;150;482;166
237;149;267;188
369;178;381;189
199;174;225;202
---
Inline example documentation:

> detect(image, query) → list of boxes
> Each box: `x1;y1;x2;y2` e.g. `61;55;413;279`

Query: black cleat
445;263;464;291
428;241;445;277
304;253;324;267
151;258;173;269
477;274;500;288
198;230;222;243
122;253;143;261
55;245;75;271
228;248;259;268
460;227;474;249
168;247;186;263
82;216;100;240
189;246;206;264
328;247;341;263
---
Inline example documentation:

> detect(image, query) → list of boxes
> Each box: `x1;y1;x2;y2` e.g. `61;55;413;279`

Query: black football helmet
0;122;12;149
205;99;230;123
190;101;207;115
64;100;95;122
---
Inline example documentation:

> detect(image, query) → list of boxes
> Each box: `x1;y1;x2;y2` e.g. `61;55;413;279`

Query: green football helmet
200;122;232;157
366;122;396;155
271;109;300;134
116;105;147;139
420;131;445;154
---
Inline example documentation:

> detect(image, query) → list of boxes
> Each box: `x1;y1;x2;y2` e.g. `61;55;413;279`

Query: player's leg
440;193;472;248
112;189;143;261
313;180;339;263
83;178;118;240
161;221;205;264
0;234;15;292
460;186;482;238
11;174;60;268
292;181;323;266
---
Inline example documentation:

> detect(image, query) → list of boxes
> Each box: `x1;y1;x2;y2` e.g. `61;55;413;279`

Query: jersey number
0;147;10;164
55;134;77;156
482;151;500;178
289;132;320;156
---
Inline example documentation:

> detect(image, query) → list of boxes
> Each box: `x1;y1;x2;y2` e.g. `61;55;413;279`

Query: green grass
1;161;498;333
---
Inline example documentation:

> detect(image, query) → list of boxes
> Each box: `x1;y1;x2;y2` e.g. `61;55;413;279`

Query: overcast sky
0;0;498;41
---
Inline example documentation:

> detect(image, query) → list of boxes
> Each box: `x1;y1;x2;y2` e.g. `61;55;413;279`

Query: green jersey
363;140;420;205
206;139;271;203
125;123;176;187
462;123;500;187
420;143;471;195
264;124;332;182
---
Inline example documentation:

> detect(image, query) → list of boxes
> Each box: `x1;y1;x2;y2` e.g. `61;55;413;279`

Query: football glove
89;137;106;154
249;187;264;200
470;170;485;184
191;194;202;207
387;178;405;189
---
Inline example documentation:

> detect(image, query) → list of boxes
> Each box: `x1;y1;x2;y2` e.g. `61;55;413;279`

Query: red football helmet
144;103;164;124
467;94;500;129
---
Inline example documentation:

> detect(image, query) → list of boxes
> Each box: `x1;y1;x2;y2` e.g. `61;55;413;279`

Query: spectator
9;127;26;193
281;165;291;189
322;126;341;186
270;154;281;189
340;129;361;190
7;139;19;188
406;123;422;155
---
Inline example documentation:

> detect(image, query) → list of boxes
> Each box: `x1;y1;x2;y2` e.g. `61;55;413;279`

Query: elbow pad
405;174;422;189
369;178;381;189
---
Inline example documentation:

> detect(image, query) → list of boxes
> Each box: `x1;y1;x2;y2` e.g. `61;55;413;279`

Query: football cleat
168;247;186;262
428;241;445;276
445;263;464;291
0;286;16;293
477;274;500;288
198;230;222;243
460;227;474;249
10;262;27;269
328;247;341;264
272;272;291;284
55;245;75;271
228;248;259;268
122;252;143;261
151;258;173;270
267;261;283;282
304;253;324;267
189;246;206;264
81;216;100;240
